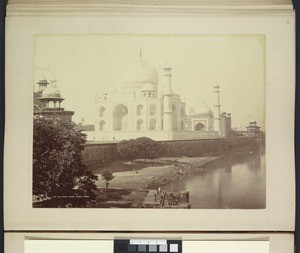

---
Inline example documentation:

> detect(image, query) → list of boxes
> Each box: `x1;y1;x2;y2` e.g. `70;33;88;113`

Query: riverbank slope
88;156;217;207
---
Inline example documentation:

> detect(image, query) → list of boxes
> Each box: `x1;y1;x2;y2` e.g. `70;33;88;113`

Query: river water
164;149;266;209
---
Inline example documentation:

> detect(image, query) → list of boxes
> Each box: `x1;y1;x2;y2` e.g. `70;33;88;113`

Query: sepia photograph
32;34;266;209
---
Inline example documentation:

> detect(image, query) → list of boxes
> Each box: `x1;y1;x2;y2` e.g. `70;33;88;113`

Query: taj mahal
85;52;232;141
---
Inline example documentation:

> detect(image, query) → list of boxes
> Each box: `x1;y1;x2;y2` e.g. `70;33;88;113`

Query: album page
4;1;295;231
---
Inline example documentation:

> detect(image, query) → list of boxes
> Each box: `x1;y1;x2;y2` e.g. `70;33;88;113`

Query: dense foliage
117;137;164;163
33;117;98;207
117;139;140;165
136;137;163;163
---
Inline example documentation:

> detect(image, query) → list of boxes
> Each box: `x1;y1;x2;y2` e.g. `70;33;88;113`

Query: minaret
162;63;173;131
163;63;172;93
213;85;221;134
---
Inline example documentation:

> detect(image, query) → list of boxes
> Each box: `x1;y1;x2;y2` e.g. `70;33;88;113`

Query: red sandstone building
33;79;74;121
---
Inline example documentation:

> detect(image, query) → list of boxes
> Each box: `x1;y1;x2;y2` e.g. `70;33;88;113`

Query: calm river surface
164;149;266;209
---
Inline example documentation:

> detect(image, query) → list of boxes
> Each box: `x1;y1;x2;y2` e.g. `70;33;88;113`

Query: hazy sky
34;34;265;131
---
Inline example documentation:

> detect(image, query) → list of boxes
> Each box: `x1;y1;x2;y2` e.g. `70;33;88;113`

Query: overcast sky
34;34;265;131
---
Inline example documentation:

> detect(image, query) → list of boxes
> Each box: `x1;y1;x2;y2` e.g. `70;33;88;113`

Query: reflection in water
164;149;266;209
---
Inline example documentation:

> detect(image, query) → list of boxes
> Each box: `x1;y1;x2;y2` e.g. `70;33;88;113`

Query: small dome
198;105;213;115
42;81;61;99
142;82;156;91
123;56;159;89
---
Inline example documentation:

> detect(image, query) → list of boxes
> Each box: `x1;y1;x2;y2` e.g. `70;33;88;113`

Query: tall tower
213;85;221;134
159;62;173;95
163;63;172;93
162;63;173;131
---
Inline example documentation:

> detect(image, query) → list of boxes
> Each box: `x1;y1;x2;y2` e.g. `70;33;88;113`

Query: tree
117;139;139;165
33;117;98;206
148;141;166;161
136;137;162;163
101;170;114;190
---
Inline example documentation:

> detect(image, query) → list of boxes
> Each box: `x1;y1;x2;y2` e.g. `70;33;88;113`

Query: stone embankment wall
83;137;263;168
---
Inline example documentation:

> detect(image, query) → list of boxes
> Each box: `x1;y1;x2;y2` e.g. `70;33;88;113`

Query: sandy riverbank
96;156;218;190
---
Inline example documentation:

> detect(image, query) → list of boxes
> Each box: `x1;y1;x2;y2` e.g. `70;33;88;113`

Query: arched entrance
136;104;143;116
99;106;105;117
99;120;105;131
113;104;128;130
172;104;178;130
181;120;185;130
136;119;144;130
149;104;156;116
149;119;156;130
195;122;205;131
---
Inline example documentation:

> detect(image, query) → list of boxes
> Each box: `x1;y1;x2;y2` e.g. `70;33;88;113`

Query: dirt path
96;156;217;190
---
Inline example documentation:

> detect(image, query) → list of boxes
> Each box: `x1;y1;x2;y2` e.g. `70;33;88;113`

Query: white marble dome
123;57;159;89
142;82;156;91
198;104;213;115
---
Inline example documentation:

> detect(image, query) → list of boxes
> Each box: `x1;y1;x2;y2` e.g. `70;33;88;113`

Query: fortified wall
84;130;220;142
83;137;263;168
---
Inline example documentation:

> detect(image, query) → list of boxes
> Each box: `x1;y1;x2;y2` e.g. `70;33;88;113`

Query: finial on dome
163;61;172;71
